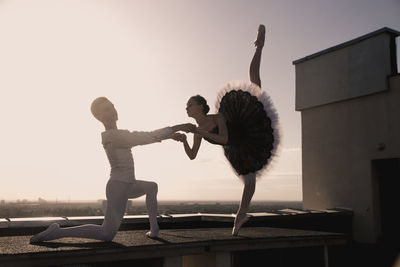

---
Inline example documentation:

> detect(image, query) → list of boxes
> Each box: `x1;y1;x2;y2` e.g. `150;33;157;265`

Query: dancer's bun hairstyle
190;95;210;114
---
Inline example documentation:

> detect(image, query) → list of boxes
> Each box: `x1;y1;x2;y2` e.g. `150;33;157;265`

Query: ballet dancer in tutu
172;25;280;236
30;97;193;243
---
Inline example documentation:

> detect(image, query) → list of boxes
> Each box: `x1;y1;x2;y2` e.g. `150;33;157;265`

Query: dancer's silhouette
172;25;280;236
30;97;192;243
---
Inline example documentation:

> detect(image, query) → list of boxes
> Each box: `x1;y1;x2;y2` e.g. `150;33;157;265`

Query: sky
0;0;399;202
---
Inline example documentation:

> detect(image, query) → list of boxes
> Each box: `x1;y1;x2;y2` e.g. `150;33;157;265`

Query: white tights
38;179;159;242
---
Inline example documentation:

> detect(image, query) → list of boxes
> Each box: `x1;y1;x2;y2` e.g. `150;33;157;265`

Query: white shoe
30;223;60;243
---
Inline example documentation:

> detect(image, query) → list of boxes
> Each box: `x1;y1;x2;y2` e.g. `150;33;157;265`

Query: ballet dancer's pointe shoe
30;223;60;243
254;24;265;48
232;214;249;236
146;229;159;238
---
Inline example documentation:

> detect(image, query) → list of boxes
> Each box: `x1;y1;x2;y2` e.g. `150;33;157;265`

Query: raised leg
249;24;265;88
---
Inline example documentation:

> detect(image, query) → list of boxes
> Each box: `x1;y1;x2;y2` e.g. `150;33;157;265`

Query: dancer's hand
172;123;196;133
172;133;187;142
180;123;196;133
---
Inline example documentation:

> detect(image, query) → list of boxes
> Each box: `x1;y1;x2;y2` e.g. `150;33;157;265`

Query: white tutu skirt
214;81;281;176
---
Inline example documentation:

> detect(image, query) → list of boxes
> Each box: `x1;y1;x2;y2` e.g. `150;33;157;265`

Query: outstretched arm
171;123;196;133
249;24;265;88
105;123;196;147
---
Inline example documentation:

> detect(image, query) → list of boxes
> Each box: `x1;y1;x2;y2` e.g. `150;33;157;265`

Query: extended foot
146;228;159;238
254;24;265;49
30;223;60;243
232;213;249;236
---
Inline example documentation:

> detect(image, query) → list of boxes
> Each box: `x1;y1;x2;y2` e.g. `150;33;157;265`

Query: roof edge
293;27;400;65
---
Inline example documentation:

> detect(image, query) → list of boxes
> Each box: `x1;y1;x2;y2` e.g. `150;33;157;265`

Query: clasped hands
171;123;197;142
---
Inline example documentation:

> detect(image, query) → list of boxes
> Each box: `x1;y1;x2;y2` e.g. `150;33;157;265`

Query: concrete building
293;27;400;244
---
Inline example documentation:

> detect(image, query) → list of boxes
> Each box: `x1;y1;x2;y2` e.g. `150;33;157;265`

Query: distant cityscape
0;199;302;218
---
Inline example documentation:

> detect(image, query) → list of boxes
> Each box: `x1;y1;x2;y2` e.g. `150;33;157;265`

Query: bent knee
100;229;118;241
99;223;120;241
149;182;158;194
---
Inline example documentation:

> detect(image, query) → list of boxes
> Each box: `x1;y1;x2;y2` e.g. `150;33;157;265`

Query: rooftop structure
293;27;400;245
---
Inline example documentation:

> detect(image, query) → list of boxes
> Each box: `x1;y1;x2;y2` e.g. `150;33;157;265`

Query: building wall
294;28;400;243
301;75;400;243
295;30;396;111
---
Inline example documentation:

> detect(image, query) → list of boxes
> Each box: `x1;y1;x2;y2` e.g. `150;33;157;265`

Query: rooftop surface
0;226;347;267
0;209;352;266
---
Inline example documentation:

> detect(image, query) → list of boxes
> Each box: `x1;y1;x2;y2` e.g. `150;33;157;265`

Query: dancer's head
186;95;210;117
91;97;118;125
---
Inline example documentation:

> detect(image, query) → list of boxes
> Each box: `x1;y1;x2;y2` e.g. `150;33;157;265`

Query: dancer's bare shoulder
206;114;222;129
213;113;227;126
